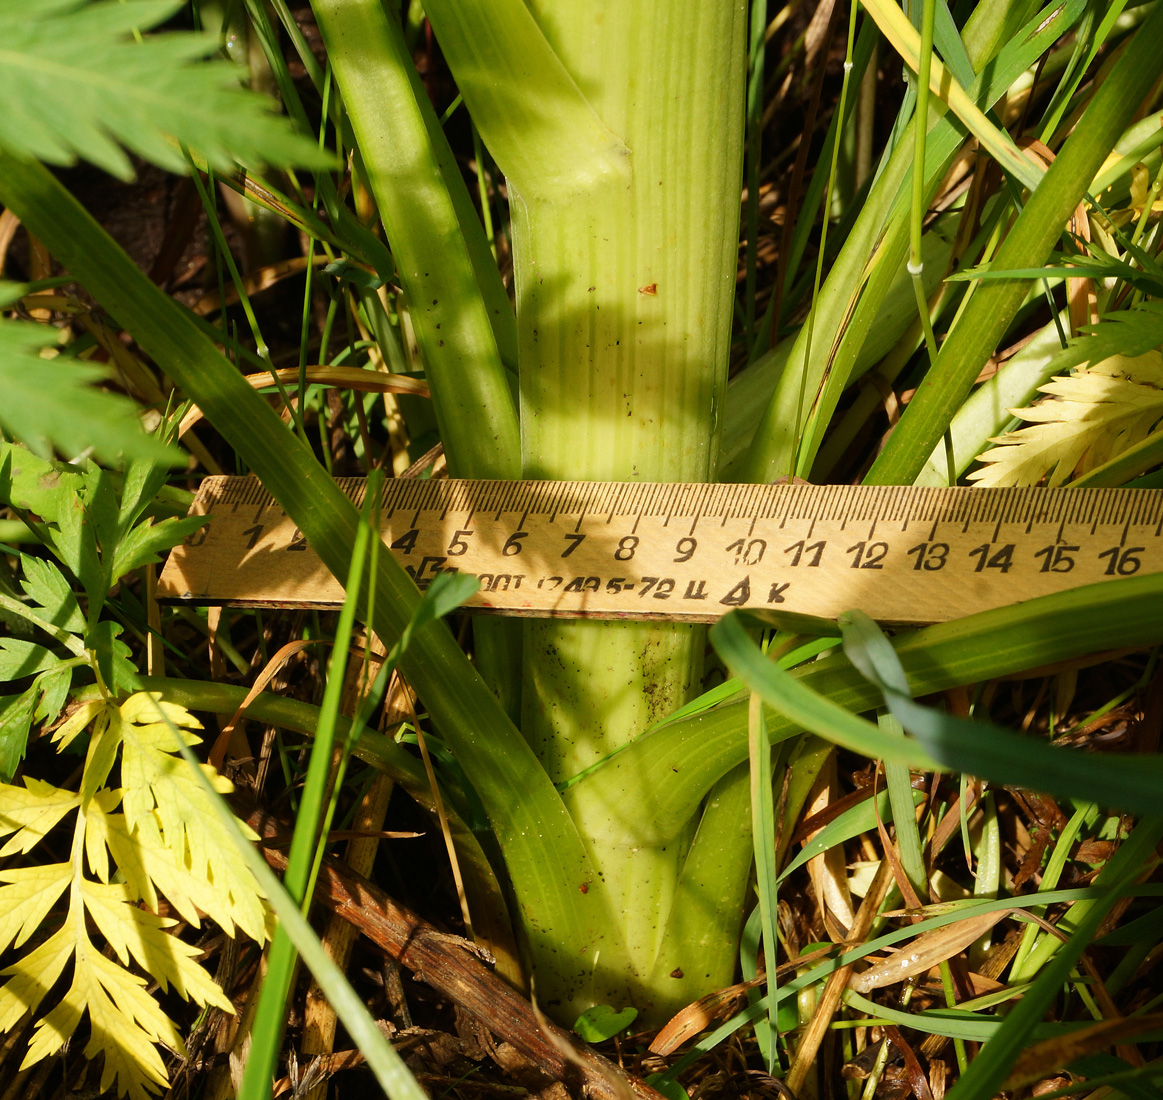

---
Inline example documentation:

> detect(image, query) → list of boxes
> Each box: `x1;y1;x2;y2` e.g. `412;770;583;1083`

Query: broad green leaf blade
0;638;63;680
311;0;520;479
0;319;177;465
0;0;332;180
422;0;631;197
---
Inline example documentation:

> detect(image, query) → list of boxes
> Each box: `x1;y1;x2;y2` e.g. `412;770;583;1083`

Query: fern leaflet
0;0;330;180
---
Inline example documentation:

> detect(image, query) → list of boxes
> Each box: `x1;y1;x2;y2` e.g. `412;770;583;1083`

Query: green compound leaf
0;440;85;524
0;0;332;180
0;316;177;466
20;555;85;634
0;687;38;783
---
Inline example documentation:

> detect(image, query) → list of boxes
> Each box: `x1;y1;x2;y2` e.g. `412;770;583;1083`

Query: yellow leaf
82;879;234;1011
81;702;122;806
970;350;1163;487
0;863;70;954
120;691;204;738
0;690;270;1097
83;788;122;884
117;696;266;941
51;698;103;749
13;892;182;1100
0;925;75;1033
86;794;158;907
0;777;81;856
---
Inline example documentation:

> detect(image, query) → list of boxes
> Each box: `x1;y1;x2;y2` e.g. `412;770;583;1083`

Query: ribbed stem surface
511;0;746;1013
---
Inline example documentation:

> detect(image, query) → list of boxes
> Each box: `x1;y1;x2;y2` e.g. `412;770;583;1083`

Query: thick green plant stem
867;0;1163;485
0;152;619;1016
426;0;746;1021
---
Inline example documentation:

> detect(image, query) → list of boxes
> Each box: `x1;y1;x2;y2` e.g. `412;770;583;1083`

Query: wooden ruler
156;477;1163;625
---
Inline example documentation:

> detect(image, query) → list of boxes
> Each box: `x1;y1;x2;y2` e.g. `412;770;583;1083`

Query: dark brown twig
246;809;664;1100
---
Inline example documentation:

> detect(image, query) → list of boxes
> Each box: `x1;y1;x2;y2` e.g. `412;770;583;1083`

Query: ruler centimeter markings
155;477;1163;624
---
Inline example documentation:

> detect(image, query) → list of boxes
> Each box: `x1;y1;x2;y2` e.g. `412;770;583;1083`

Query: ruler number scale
156;478;1163;625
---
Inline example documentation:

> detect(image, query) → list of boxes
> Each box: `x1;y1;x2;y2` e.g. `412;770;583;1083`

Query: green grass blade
312;0;520;479
778;785;924;884
743;0;1086;482
241;482;375;1098
943;817;1163;1100
748;694;780;1071
861;0;1042;192
839;608;1163;815
656;884;1163;1083
711;612;941;769
883;731;927;900
867;0;1163;485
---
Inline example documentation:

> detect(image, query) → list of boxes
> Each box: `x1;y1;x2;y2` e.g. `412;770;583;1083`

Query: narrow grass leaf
748;693;779;1071
884;747;927;901
711;613;940;770
240;480;375;1100
943;818;1163;1100
867;0;1163;485
778;787;923;884
839;608;1163;817
859;0;1040;191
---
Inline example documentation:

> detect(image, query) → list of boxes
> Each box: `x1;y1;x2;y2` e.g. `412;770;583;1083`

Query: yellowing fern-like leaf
0;776;80;855
969;350;1163;487
118;694;267;941
82;879;234;1009
0;863;70;954
0;692;266;1099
